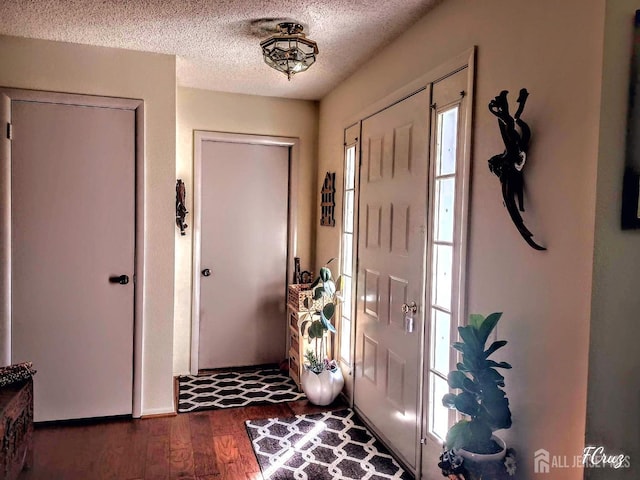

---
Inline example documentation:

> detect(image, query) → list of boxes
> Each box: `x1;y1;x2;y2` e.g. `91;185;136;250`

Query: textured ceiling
0;0;441;100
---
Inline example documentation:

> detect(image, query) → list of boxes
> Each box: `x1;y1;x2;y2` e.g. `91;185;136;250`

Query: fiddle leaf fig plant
300;258;342;373
442;312;512;454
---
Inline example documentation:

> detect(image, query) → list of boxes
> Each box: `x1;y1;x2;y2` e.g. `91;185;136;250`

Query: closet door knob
109;274;130;285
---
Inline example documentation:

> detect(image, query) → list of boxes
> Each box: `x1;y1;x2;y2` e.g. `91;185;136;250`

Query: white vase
457;435;507;463
301;367;344;406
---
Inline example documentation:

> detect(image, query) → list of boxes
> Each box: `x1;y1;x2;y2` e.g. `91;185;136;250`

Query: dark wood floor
19;398;347;480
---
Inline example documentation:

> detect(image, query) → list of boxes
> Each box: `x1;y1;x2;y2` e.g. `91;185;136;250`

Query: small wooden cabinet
287;284;331;390
0;378;34;480
287;307;305;389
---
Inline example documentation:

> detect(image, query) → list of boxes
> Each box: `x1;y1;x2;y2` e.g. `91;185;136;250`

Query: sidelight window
427;102;465;442
340;143;357;365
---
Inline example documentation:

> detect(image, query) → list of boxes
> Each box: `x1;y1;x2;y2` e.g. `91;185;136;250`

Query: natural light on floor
262;421;327;478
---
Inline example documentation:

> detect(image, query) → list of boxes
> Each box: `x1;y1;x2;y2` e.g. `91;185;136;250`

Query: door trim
191;130;300;374
0;87;145;418
344;47;476;129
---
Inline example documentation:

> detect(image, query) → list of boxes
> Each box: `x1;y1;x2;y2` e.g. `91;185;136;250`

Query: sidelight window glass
428;104;462;442
340;144;357;365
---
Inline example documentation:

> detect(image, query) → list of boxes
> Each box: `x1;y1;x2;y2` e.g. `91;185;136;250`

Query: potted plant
438;312;517;479
299;259;344;406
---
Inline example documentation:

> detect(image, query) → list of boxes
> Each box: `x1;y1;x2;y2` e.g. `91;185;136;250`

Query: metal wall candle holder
176;179;188;236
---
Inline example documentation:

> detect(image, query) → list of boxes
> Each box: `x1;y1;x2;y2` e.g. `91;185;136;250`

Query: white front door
10;98;136;422
197;140;289;369
354;89;430;470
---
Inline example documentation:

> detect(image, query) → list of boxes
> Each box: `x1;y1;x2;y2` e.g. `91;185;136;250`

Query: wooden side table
0;378;34;480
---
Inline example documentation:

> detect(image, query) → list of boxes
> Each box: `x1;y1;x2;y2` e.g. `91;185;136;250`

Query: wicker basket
287;283;323;312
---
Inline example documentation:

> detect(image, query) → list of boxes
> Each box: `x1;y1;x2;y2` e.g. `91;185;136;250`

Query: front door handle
202;268;212;277
401;302;418;315
402;302;417;333
109;274;130;285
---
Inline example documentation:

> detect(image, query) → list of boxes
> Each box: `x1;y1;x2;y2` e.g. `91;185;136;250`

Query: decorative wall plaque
623;10;640;229
488;88;546;251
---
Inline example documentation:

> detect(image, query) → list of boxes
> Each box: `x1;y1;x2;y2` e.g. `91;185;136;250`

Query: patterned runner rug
246;408;413;480
178;367;305;412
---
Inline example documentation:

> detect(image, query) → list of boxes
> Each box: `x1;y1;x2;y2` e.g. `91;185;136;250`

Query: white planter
301;367;344;406
457;435;506;463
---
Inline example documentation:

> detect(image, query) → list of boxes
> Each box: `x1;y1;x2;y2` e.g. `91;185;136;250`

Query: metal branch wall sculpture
488;88;546;251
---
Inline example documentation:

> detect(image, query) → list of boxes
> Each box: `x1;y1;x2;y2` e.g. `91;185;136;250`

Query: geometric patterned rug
177;366;306;413
246;409;413;480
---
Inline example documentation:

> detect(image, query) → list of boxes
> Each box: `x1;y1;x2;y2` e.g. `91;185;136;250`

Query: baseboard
35;414;132;427
141;408;177;418
338;391;353;408
196;362;280;375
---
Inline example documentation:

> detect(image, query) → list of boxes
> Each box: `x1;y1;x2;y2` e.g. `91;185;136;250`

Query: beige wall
174;87;318;374
0;35;177;415
317;1;605;478
3;4;632;475
586;1;640;478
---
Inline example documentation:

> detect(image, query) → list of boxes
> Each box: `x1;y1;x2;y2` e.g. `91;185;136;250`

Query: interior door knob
202;268;212;277
109;274;130;285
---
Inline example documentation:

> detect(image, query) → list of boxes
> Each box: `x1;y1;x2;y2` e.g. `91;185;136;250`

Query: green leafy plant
442;312;512;454
304;350;338;374
300;259;342;373
304;349;325;374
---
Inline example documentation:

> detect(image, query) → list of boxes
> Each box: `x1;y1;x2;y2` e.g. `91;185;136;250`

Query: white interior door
198;140;289;369
10;99;136;422
354;89;430;470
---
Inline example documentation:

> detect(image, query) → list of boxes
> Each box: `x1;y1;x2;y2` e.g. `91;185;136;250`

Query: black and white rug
178;367;305;413
246;408;413;480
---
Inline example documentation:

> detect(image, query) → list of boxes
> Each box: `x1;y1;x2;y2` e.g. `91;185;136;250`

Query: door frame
0;87;145;418
190;130;300;374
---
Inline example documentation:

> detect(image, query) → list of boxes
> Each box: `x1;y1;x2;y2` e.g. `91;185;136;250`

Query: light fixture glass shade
260;23;318;80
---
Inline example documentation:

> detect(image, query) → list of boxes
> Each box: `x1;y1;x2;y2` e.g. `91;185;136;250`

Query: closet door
11;98;136;421
197;140;289;369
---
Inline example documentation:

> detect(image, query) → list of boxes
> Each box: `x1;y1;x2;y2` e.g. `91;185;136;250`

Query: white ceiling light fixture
260;22;319;81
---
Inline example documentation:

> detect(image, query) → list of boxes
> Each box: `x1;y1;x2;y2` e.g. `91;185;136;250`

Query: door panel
11;100;135;422
198;141;288;369
354;89;430;469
